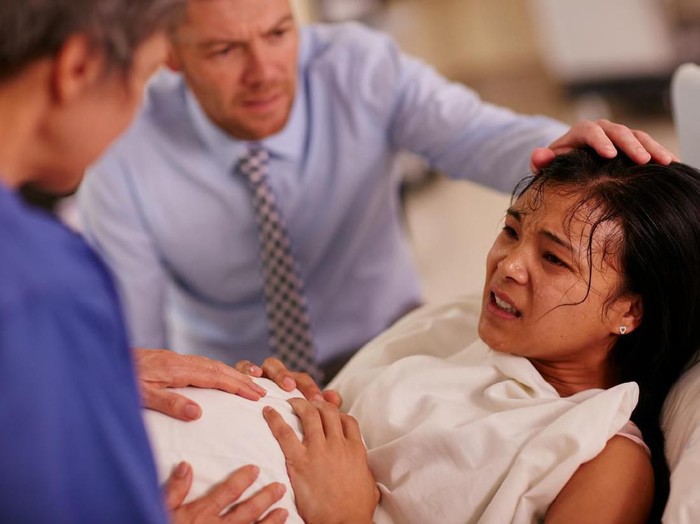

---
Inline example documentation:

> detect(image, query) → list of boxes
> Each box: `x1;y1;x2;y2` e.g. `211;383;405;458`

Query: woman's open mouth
489;291;522;318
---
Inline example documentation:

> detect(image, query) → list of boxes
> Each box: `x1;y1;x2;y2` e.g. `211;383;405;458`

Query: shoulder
0;199;134;415
301;22;403;81
300;23;408;114
546;435;653;523
0;192;100;280
0;193;119;328
302;22;398;61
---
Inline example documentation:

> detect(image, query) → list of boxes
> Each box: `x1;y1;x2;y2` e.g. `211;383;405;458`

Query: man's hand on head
134;348;268;421
531;119;678;172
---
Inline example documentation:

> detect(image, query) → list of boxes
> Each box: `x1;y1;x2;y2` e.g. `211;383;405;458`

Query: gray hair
0;0;185;82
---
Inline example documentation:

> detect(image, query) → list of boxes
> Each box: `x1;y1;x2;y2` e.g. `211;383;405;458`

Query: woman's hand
264;399;379;524
530;119;677;172
134;348;267;421
235;357;342;408
164;461;288;523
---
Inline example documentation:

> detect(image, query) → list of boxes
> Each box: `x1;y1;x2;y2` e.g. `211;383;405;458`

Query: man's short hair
0;0;185;82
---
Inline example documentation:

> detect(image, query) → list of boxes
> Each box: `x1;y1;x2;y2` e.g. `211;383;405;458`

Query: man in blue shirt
0;0;292;521
78;0;674;381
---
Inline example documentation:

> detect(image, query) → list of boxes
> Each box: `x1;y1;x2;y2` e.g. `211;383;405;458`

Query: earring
619;326;627;335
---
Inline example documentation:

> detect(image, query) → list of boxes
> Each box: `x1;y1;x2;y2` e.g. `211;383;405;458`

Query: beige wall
380;0;542;79
292;0;317;24
293;0;543;80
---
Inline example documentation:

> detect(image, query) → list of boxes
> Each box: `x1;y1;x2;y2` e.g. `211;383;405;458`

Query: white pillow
662;361;700;523
142;379;303;523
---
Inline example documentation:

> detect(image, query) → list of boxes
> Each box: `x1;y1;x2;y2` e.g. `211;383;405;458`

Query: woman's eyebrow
506;208;522;221
508;207;574;253
541;229;573;252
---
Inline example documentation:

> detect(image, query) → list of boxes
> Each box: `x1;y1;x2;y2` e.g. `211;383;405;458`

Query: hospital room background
270;0;700;304
27;3;699;356
45;0;699;297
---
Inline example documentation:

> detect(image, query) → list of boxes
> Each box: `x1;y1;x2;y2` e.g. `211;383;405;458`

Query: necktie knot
238;145;269;185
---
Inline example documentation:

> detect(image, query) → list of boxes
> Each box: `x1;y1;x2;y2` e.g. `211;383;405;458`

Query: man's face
169;0;299;140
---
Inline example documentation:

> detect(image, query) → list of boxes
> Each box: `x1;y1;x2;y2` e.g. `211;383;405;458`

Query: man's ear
609;294;643;336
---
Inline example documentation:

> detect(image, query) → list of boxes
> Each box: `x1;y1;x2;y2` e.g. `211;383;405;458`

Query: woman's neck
530;356;618;397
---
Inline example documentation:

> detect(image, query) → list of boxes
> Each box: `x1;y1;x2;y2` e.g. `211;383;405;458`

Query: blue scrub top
0;183;167;523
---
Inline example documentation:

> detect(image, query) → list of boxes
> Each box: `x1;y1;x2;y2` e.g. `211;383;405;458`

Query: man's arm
359;28;673;188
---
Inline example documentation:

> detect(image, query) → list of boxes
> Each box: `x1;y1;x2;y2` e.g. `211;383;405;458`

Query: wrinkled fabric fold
331;298;638;524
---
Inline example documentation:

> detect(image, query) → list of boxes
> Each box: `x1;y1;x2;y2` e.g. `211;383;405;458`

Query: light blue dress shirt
78;23;567;367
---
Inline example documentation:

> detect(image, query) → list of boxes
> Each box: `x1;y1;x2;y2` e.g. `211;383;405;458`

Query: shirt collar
184;31;309;170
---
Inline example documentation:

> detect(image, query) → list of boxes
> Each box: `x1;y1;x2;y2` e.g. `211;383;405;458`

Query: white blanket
330;298;639;524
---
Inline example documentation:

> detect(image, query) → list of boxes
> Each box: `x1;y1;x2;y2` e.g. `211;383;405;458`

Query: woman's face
478;186;629;368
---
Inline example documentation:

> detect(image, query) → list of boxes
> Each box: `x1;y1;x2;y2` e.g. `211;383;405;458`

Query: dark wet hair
0;0;185;82
515;148;700;520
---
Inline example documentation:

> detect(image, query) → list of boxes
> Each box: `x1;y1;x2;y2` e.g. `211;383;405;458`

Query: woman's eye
502;225;518;239
543;253;568;268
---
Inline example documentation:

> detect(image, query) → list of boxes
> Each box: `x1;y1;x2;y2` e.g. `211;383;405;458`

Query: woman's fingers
263;406;305;459
313;400;344;440
261;358;298;392
294;372;325;401
321;389;342;408
234;359;264;378
287;398;325;446
264;399;378;523
340;412;363;442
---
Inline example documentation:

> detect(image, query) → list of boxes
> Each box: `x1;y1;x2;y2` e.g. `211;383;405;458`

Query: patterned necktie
237;145;322;381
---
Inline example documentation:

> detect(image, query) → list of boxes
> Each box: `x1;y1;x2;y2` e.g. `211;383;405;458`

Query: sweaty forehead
517;186;624;263
515;185;589;222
